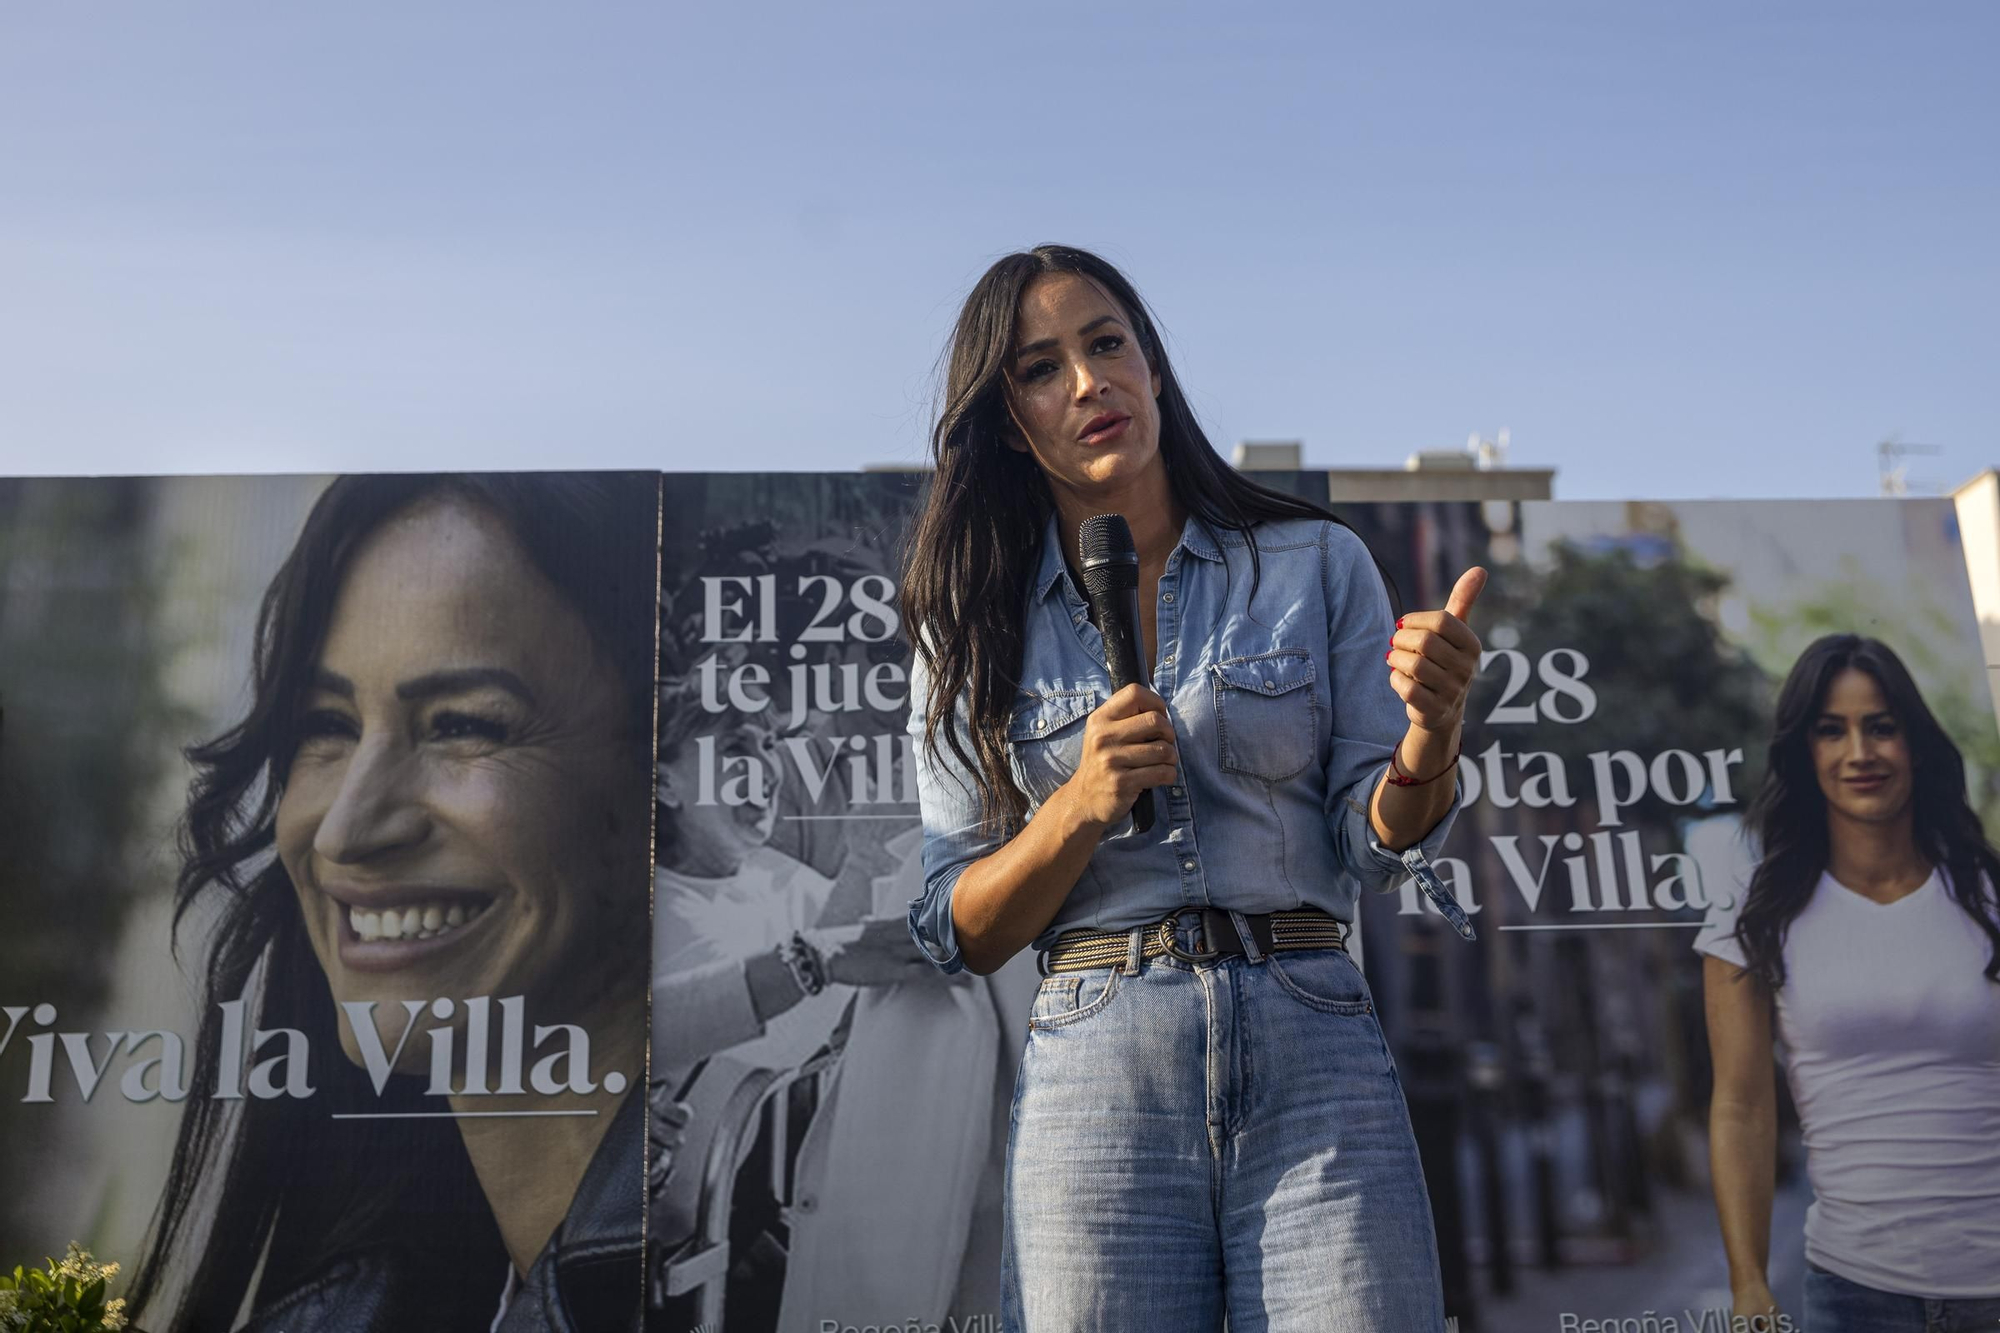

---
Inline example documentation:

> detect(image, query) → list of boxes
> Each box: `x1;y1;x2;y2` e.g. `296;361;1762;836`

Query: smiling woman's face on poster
275;496;644;1068
103;473;661;1333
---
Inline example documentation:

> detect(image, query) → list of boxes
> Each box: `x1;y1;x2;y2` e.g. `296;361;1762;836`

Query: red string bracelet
1386;742;1461;787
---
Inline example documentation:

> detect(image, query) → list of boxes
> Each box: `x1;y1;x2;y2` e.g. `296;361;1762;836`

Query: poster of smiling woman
1355;497;2000;1332
0;474;659;1333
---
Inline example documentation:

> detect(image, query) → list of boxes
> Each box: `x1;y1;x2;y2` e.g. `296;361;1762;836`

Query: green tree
0;481;185;1262
1746;557;2000;829
1468;541;1773;825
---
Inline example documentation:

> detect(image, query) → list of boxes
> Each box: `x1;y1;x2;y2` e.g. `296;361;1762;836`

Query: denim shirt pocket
1006;687;1101;808
1212;648;1318;781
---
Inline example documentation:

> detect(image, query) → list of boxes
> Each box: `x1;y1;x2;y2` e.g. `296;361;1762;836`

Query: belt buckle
1159;908;1220;963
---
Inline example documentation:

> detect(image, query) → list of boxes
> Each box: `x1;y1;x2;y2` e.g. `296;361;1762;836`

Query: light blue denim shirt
907;511;1469;974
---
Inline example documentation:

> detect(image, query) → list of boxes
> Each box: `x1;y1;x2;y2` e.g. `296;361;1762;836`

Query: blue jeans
1804;1259;2000;1332
1001;935;1447;1331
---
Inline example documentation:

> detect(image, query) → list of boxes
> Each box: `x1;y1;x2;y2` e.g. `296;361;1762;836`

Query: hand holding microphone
1072;515;1170;834
1063;683;1177;832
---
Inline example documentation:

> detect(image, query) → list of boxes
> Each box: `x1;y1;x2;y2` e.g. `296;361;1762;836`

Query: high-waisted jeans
1804;1260;2000;1331
1001;929;1448;1332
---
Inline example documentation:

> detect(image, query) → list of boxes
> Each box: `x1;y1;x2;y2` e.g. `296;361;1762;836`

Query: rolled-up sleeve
1319;523;1462;893
905;651;1007;974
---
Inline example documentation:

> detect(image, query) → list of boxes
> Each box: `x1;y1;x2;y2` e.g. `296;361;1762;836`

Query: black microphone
1078;514;1156;835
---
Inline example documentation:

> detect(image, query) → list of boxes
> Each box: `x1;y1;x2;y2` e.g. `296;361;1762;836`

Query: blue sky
2;2;1993;497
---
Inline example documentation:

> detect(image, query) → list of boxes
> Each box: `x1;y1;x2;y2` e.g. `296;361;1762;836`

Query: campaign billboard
0;474;659;1332
4;472;1993;1332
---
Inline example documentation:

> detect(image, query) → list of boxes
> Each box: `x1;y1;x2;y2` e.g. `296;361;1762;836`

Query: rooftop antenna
1878;435;1944;496
1467;427;1510;471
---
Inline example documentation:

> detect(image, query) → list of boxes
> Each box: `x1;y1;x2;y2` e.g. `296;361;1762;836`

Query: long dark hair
129;473;659;1331
901;244;1373;831
1731;633;2000;990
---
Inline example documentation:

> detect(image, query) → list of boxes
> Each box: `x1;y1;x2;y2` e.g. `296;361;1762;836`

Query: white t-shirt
651;847;850;1074
1694;868;2000;1297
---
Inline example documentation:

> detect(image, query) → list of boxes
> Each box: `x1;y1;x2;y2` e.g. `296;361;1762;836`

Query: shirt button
1182;859;1196;871
1163;654;1175;666
1263;679;1274;690
1162;592;1175;603
1170;786;1183;796
1034;719;1047;732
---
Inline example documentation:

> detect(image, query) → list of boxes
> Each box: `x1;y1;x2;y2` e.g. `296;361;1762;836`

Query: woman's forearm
1708;1097;1778;1295
650;955;794;1070
1369;721;1460;851
949;782;1108;975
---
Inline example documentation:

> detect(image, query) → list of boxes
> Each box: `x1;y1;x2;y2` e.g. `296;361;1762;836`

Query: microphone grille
1078;514;1138;596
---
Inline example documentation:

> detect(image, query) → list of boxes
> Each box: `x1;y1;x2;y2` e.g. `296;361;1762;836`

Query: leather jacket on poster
494;1090;645;1333
239;1093;644;1333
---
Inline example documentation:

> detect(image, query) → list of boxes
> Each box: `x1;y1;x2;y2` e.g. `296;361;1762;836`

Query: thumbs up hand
1386;567;1487;733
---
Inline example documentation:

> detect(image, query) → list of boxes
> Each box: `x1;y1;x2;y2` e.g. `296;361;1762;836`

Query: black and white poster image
0;474;659;1333
649;474;1033;1333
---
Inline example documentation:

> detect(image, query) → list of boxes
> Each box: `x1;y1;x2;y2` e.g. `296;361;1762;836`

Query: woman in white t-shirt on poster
1697;634;2000;1331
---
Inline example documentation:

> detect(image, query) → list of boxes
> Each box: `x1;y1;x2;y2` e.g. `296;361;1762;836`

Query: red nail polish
1386;650;1394;662
1396;617;1404;629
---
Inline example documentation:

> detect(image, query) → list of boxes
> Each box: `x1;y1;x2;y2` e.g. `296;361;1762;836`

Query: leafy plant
0;1245;129;1332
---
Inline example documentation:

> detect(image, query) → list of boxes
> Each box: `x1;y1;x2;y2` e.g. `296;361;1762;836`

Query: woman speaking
901;244;1482;1331
1699;634;2000;1330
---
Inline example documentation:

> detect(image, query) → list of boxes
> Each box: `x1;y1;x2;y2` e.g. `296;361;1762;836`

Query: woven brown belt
1041;906;1349;975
